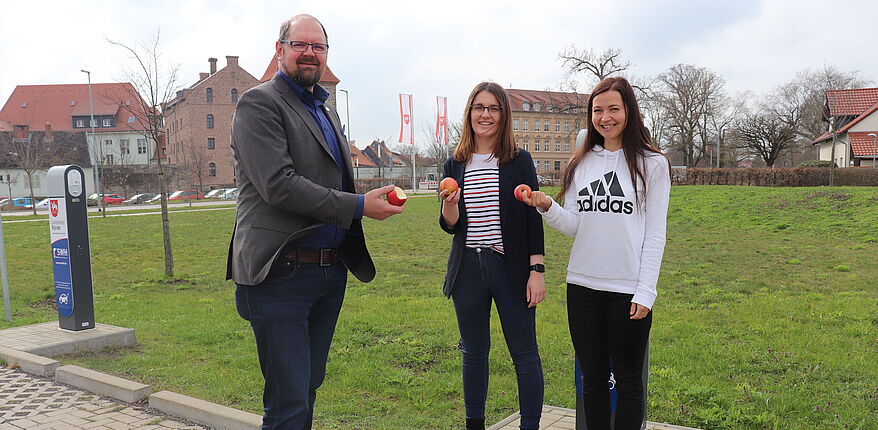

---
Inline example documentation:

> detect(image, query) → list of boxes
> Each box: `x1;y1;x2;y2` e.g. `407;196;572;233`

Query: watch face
530;264;545;273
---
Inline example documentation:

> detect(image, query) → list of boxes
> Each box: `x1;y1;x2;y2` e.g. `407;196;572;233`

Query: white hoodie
539;146;670;309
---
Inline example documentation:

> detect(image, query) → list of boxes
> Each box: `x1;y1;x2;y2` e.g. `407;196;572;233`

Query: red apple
514;184;531;202
386;186;407;206
439;177;459;194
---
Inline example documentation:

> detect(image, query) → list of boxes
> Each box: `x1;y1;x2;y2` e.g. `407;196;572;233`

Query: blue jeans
452;247;543;430
236;260;347;430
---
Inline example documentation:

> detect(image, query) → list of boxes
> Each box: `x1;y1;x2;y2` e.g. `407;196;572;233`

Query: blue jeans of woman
452;247;543;429
567;284;651;430
236;259;347;430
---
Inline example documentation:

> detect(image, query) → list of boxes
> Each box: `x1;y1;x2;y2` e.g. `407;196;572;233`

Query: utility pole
81;70;106;216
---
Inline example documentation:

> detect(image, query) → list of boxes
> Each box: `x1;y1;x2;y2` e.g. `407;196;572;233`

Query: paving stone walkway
0;367;206;429
490;405;701;430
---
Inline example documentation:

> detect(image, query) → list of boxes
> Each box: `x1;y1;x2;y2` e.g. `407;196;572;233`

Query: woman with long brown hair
521;77;671;429
439;82;546;430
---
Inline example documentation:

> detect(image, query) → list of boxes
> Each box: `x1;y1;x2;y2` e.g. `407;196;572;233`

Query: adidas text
577;195;633;215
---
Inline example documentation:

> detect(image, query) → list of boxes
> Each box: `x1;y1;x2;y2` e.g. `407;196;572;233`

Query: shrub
671;167;878;186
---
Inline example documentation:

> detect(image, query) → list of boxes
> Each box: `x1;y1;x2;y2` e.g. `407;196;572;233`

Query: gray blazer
226;75;374;286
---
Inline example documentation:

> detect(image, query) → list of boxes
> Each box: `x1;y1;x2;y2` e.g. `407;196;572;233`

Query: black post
47;165;95;331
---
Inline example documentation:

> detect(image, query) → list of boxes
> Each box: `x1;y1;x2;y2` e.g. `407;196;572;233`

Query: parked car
26;198;51;209
86;193;125;206
168;190;204;201
123;193;158;205
102;194;126;205
220;188;238;200
0;198;10;207
204;188;227;199
12;197;37;208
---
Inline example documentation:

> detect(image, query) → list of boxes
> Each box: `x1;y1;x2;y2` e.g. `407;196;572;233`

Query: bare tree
1;128;61;215
655;64;727;167
734;107;798;168
420;119;462;165
560;46;632;86
107;30;179;277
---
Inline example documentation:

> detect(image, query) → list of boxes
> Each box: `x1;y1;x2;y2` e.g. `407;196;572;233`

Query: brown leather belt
282;248;339;266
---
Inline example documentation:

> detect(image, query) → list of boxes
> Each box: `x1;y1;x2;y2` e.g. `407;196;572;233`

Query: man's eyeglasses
471;104;502;114
279;40;329;54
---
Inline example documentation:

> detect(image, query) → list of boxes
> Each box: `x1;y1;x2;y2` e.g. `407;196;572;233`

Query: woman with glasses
521;77;671;429
439;82;545;430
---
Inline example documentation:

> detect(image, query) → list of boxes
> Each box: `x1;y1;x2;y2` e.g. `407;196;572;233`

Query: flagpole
412;94;417;192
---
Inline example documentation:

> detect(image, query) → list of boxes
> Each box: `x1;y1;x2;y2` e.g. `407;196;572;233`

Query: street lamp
81;70;105;216
868;133;877;168
339;89;351;141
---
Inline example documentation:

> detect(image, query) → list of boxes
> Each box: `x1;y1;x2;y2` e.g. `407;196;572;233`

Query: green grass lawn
0;186;876;429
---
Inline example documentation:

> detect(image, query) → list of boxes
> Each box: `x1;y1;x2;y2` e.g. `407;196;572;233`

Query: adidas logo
576;171;633;215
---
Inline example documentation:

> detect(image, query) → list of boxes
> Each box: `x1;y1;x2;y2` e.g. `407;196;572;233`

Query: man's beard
291;60;322;88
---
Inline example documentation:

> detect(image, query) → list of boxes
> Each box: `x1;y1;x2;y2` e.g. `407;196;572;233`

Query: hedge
671;167;878;187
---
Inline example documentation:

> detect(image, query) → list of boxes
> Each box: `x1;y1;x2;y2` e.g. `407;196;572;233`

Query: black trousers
567;284;651;430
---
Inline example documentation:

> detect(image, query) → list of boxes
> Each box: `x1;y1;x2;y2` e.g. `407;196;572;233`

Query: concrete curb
0;345;60;377
55;364;151;403
150;390;262;430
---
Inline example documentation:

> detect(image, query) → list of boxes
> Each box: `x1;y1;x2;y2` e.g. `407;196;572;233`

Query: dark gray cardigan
439;149;545;298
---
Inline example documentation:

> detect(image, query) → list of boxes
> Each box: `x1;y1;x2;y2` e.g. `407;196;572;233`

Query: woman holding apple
438;82;545;430
520;77;670;430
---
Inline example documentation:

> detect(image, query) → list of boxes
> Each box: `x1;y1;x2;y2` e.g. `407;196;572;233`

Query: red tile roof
349;144;377;167
850;131;878;157
0;83;151;132
506;89;588;112
826;88;878;116
813;100;878;144
259;55;340;84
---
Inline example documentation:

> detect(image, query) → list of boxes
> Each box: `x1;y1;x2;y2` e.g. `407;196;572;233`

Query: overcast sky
2;0;876;148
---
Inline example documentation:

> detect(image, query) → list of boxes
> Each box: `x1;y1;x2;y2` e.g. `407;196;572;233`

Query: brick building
506;89;588;175
163;56;259;190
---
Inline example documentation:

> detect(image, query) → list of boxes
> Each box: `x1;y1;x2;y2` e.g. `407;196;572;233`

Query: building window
104;139;113;146
544;161;550;171
76;119;84;128
206;88;213;102
137;139;147;154
555;161;561;171
564;121;570;133
120;139;130;154
556;141;561;152
102;118;111;127
565;142;570;152
556;120;561;132
523;140;528;151
523;119;528;131
231;89;238;103
207;138;215;149
128;116;136;124
513;119;519;130
90;119;97;128
533;160;539;170
208;163;216;177
534;142;540;151
544;121;550;132
544;142;550;152
534;120;540;131
105;154;114;165
206;114;214;129
522;102;530;111
533;102;541;112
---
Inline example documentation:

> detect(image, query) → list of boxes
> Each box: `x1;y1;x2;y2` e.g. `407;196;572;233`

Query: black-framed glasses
279;40;329;54
471;104;502;114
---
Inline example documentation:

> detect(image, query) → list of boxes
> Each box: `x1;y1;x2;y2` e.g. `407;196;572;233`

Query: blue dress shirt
278;71;364;249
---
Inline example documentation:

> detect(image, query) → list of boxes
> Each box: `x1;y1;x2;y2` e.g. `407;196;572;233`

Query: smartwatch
529;264;545;273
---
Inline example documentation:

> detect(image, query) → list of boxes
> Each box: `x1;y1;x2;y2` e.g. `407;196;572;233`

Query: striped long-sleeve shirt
464;153;503;253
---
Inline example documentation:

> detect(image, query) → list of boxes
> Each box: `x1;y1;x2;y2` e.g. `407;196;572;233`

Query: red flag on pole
399;94;413;144
436;96;447;146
